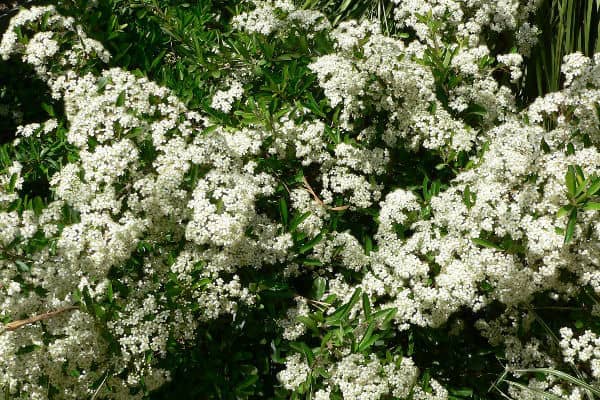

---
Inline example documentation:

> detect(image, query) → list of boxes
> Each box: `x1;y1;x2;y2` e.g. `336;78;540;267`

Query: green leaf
472;238;501;250
298;232;324;254
15;260;29;273
431;180;441;196
326;288;362;325
82;286;94;312
378;307;397;327
504;380;563;400
364;235;372;255
116;91;126;107
575;178;589;198
564;208;577;244
362;293;371;319
463;103;487;117
192;278;211;290
275;54;295;61
150;50;167;71
279;197;288;227
302;258;323;266
449;387;474;397
575;165;586;186
296;316;317;333
510;368;600;396
422;176;430;200
15;344;40;355
557;204;574;218
7;174;17;191
357;322;378;352
33;196;44;216
236;374;258;391
303;93;326;118
582;202;600;211
106;281;114;302
289;212;311;232
313;277;326;299
72;289;82;305
290;342;315;365
69;369;80;378
462;185;475;208
96;77;109;93
341;288;361;320
566;165;577;197
41;102;55;117
586;178;600;196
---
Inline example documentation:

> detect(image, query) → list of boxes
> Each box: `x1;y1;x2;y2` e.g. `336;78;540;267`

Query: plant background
1;0;600;399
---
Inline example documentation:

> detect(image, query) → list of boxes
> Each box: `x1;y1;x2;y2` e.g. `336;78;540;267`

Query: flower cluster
1;0;600;399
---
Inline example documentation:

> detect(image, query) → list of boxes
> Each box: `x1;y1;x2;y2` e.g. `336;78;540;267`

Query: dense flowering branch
0;1;599;399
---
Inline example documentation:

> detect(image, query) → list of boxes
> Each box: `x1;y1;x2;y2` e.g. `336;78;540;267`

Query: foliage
523;0;600;100
0;1;600;400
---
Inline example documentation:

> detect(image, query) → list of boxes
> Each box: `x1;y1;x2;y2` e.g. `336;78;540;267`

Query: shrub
1;1;600;399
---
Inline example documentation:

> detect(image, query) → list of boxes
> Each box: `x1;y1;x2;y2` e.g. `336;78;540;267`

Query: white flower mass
1;1;600;399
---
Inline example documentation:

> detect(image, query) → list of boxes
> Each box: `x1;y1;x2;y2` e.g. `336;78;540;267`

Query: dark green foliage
53;0;241;109
523;0;600;101
3;0;600;398
301;0;395;28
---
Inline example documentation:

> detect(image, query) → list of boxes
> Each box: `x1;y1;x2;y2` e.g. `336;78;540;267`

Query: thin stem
2;306;78;333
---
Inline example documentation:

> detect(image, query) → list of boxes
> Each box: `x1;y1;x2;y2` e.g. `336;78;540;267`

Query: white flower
277;354;310;390
211;80;244;113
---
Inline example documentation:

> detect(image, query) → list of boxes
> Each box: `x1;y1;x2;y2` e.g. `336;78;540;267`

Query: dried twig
329;204;350;211
302;176;324;205
3;306;78;332
293;294;331;312
90;371;110;400
302;176;349;211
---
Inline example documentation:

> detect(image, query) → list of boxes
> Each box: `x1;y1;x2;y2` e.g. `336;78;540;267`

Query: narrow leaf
362;293;371;319
472;238;501;250
279;197;288;227
564;208;577;244
313;277;326;300
116;91;126;107
15;260;29;273
298;232;324;254
289;211;311;232
504;380;563;400
557;205;574;218
586;178;600;196
358;325;379;352
566;165;577;197
583;202;600;211
296;316;317;332
511;368;600;396
106;281;114;302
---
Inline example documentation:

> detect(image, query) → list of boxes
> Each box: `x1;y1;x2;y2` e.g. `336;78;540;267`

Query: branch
3;306;78;332
302;176;349;211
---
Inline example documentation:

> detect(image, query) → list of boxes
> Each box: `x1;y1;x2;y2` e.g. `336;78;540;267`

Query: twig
90;371;110;400
293;295;330;313
280;178;291;195
3;306;78;332
302;176;349;211
302;176;323;205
